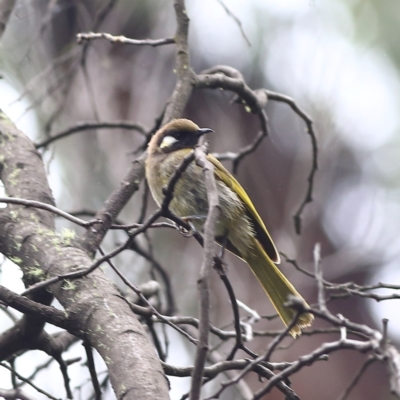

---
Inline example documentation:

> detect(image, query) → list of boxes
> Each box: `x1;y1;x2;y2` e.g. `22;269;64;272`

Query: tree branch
35;121;147;149
265;90;318;234
0;112;169;399
0;197;100;228
77;32;175;47
195;67;269;173
162;0;195;124
189;144;220;400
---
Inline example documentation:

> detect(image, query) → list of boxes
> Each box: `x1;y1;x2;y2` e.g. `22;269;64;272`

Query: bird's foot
177;225;195;238
176;215;207;237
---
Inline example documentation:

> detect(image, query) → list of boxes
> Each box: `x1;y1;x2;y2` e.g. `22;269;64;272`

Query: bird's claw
177;225;196;237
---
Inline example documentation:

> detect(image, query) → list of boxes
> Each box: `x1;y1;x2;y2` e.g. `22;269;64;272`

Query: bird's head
148;119;214;154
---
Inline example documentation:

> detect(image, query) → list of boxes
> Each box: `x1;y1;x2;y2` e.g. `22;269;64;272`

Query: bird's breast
146;151;256;256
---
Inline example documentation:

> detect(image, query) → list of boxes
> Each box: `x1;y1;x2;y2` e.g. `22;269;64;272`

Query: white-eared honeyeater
146;118;313;337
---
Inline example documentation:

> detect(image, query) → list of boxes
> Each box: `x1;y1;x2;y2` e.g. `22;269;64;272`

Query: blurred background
0;0;399;399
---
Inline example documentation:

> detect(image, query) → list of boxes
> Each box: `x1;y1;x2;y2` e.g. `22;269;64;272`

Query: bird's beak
197;128;214;137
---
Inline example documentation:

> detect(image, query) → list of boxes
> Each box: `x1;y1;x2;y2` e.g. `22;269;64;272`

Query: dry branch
77;32;175;47
188;144;220;400
0;112;169;399
35;121;147;149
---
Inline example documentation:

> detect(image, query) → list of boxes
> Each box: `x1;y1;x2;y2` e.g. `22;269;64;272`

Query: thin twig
0;197;100;228
100;250;198;346
252;336;375;400
77;32;175;47
54;355;72;399
195;67;269;173
189;144;220;400
83;342;102;400
80;0;120;67
207;313;302;400
162;0;195;124
0;363;61;400
338;356;376;400
265;90;318;234
129;240;177;315
280;251;316;279
214;259;257;360
162;358;308;379
35;121;147;148
216;0;251;47
146;317;166;361
313;243;327;312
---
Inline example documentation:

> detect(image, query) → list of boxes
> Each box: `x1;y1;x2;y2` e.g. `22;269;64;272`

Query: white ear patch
160;135;178;149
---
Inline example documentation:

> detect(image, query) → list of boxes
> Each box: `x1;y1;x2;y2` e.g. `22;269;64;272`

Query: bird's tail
244;239;314;338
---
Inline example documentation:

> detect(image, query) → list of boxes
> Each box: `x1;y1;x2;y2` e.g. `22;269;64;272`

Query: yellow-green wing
207;154;281;263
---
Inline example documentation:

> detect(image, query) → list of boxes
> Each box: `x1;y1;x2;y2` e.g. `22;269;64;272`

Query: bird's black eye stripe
164;129;192;140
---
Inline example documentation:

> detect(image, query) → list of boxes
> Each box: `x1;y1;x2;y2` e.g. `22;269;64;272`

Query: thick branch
0;112;169;399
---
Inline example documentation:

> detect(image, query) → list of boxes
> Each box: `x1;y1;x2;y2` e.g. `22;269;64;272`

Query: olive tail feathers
244;240;314;338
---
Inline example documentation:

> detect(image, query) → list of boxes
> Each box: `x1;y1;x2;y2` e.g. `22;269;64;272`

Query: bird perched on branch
146;118;313;337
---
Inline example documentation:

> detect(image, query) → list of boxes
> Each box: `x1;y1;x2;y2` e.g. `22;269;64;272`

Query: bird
145;118;313;337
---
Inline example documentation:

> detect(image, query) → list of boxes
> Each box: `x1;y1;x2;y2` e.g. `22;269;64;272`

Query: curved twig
0;197;100;228
35;121;147;149
265;90;318;234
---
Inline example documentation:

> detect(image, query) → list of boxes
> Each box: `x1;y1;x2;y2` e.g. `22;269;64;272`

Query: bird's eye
175;131;183;140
